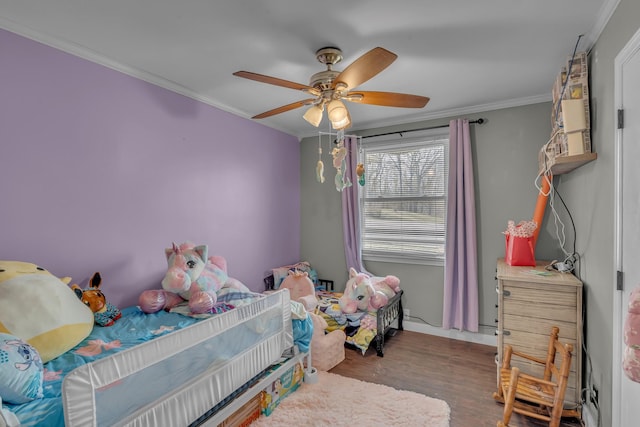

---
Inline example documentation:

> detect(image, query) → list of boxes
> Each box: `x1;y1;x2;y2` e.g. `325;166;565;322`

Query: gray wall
300;2;640;425
300;102;562;334
568;0;640;425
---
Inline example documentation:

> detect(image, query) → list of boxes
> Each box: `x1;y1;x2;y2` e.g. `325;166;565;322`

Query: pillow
0;260;94;362
0;333;44;404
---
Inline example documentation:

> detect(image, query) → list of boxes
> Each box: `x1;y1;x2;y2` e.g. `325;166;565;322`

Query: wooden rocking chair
493;326;574;427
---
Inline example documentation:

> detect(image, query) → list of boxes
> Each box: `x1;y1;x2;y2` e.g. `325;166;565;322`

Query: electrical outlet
403;308;410;319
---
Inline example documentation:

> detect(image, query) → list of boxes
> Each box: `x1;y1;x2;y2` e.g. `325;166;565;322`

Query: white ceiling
0;0;615;139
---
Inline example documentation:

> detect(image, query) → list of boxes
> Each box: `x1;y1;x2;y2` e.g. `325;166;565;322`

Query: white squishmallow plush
0;261;94;363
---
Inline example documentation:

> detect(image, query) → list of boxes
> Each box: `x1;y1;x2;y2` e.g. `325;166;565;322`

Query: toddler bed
264;267;403;356
315;289;404;357
1;288;309;427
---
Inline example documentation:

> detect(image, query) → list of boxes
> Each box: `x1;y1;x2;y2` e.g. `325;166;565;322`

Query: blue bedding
4;306;201;426
3;288;310;427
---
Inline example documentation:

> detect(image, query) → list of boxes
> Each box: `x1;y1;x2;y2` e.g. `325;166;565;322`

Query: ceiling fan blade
233;71;318;94
346;91;430;108
251;99;317;119
333;47;397;90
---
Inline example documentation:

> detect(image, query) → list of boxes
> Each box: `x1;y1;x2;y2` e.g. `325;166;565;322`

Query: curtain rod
361;118;485;139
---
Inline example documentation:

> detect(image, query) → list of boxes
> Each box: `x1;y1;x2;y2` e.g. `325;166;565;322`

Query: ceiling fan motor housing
315;47;343;66
309;70;339;92
310;47;346;97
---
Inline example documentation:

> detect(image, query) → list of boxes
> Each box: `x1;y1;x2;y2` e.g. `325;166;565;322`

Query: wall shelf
541;152;597;175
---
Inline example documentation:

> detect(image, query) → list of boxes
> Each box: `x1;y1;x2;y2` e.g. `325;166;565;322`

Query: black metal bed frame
264;275;403;357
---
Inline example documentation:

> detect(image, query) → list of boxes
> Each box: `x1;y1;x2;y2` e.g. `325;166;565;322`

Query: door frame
612;26;640;427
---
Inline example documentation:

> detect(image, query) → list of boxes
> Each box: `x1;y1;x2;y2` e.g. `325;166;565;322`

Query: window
359;130;449;265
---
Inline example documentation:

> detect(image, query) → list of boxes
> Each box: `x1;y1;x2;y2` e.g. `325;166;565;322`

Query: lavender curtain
442;119;479;332
341;136;369;273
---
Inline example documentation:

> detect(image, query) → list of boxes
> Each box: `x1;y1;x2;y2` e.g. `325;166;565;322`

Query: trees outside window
360;131;449;265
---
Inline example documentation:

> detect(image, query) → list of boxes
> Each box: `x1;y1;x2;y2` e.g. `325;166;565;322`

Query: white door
614;28;640;427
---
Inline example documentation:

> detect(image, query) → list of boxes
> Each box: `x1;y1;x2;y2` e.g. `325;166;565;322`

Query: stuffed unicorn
339;268;400;314
138;242;250;314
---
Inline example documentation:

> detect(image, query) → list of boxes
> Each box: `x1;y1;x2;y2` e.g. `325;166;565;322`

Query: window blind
360;133;449;264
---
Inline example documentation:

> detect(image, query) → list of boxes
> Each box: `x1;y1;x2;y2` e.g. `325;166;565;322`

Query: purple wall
0;29;301;308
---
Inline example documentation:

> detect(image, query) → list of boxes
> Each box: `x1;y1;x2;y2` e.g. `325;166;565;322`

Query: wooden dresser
495;258;583;410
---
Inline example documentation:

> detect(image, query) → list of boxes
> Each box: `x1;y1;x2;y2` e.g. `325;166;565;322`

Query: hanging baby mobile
331;131;352;191
316;130;364;192
356;162;365;186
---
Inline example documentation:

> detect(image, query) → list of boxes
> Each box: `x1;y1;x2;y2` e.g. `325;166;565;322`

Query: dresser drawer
502;280;577;306
503;313;577;339
496;259;583;410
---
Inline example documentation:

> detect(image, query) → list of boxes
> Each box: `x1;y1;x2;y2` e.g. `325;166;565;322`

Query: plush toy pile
310;268;401;355
0;260;94;405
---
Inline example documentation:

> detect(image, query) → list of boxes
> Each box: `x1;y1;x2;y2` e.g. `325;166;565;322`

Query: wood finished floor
328;330;584;427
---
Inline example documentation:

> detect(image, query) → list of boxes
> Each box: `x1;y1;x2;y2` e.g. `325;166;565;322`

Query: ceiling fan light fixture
327;99;348;122
303;104;324;127
331;109;351;130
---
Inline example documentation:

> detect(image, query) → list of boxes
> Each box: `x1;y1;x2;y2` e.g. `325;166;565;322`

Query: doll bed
1;288;307;427
315;289;404;357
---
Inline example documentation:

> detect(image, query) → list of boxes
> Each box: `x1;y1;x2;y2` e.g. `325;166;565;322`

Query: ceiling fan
233;47;430;130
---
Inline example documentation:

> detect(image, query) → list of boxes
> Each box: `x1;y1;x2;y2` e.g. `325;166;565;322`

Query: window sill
363;256;444;267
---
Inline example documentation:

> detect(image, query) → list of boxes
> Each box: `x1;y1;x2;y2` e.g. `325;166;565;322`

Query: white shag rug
251;371;450;427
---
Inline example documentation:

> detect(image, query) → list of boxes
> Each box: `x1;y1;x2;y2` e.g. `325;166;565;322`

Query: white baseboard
400;319;497;347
